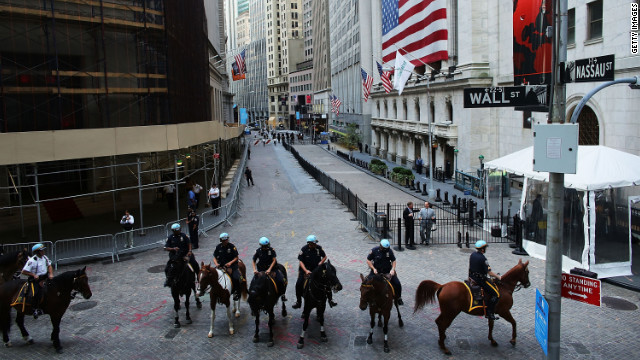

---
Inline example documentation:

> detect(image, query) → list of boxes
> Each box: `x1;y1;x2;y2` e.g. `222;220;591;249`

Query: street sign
572;54;615;83
561;273;601;306
463;86;548;108
535;288;548;356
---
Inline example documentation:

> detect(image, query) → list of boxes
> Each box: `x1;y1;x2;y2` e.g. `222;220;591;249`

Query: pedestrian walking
208;183;221;215
245;166;254;186
418;201;436;245
187;187;197;209
192;183;203;209
120;210;135;248
186;207;200;249
403;201;415;249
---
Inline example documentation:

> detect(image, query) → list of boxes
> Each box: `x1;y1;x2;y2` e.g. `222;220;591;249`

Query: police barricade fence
114;225;166;260
3;240;55;266
54;234;114;269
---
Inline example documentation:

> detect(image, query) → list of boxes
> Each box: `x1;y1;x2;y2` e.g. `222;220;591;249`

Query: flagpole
392;46;437;198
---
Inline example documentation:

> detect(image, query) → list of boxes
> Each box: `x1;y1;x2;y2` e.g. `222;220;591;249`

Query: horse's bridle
361;278;392;310
70;274;87;300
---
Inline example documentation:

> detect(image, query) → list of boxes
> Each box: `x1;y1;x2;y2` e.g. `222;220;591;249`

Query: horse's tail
238;260;249;300
414;280;442;313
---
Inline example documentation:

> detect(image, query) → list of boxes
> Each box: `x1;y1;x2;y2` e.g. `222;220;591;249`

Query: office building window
568;8;575;44
587;0;603;40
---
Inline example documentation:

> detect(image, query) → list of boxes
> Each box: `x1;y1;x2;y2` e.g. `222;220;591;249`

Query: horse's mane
501;262;524;281
51;269;81;287
0;251;22;267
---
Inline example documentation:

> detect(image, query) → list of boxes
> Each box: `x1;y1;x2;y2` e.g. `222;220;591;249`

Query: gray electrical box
533;124;579;174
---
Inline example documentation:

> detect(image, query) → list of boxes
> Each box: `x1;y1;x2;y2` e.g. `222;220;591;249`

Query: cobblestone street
1;143;639;359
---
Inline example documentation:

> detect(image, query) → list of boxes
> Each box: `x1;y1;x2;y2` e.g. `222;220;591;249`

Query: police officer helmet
380;239;391;249
171;223;181;231
306;234;318;243
32;243;46;252
220;233;229;241
475;240;488;249
259;237;270;246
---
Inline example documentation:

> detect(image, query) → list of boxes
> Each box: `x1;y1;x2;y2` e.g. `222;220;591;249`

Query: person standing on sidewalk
415;156;423;174
418;202;436;245
403;201;415;249
244;167;254;186
186;207;200;249
164;183;175;210
192;182;203;209
208;184;221;216
120;210;135;248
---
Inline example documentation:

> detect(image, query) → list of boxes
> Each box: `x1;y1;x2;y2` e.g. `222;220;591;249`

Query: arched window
446;100;453;123
571;105;599;145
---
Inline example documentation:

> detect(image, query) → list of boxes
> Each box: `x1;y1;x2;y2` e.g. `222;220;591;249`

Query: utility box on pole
533;124;579;174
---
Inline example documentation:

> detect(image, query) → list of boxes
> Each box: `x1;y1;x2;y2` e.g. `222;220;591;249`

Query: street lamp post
453;148;459;184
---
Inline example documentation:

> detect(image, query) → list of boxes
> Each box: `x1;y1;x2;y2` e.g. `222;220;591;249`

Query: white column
388;131;397;161
407;135;416;167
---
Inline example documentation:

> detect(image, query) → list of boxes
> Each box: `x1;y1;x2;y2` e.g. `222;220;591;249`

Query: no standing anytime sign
561;273;601;307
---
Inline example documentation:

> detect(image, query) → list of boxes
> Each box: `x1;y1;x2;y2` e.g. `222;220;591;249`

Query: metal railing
54;235;114;269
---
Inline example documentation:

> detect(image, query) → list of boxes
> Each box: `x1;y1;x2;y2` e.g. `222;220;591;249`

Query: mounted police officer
21;243;54;319
163;223;199;287
213;232;241;300
469;240;502;320
291;234;337;309
366;239;403;305
251;237;286;299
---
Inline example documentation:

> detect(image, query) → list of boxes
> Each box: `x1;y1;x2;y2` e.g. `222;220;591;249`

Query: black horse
247;264;288;347
0;250;28;285
0;267;92;353
296;261;343;349
167;257;201;328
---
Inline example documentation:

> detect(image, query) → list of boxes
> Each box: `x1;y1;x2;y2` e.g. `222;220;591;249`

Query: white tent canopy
484;145;640;278
485;146;640;191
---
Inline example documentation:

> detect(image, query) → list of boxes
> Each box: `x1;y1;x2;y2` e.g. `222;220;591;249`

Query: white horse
198;262;247;337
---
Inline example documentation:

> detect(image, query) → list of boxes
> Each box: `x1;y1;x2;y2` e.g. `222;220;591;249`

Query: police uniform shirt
367;247;396;274
187;213;200;230
253;246;276;272
214;243;239;265
22;255;51;277
165;233;190;257
298;244;326;271
469;251;490;279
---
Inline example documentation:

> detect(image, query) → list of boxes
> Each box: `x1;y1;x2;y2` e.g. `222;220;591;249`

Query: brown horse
358;273;403;353
0;250;28;285
198;260;248;337
0;267;92;353
414;259;531;355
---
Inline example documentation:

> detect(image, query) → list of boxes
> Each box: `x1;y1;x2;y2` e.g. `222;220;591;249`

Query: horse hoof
174;323;181;328
320;336;328;343
56;347;64;354
444;350;452;356
297;342;304;349
267;340;274;347
384;346;390;353
235;312;240;318
229;329;234;335
4;341;12;348
366;337;372;345
510;339;516;346
252;336;259;343
197;302;202;309
26;338;34;345
491;340;498;347
186;319;193;324
282;310;287;317
399;319;404;328
208;332;214;338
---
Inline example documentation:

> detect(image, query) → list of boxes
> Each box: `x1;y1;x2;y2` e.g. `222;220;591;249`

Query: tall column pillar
388;131;397;162
380;130;388;159
406;134;416;168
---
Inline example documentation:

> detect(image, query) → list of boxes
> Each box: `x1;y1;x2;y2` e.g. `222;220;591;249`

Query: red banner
513;0;552;85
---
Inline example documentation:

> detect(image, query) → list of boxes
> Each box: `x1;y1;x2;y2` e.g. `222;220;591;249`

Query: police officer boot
485;297;499;320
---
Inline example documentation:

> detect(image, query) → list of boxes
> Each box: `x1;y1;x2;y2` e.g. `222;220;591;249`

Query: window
587;1;603;40
567;8;575;45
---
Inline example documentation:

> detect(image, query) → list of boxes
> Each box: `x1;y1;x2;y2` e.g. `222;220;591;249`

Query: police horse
359;273;404;353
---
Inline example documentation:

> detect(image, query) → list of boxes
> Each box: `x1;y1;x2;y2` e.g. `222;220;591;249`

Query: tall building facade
311;0;331;128
247;0;269;126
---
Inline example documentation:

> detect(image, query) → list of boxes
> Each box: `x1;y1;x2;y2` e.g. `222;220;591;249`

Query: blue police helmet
220;233;229;241
171;223;181;231
380;239;390;248
306;234;318;243
259;237;270;246
475;240;488;249
32;243;45;252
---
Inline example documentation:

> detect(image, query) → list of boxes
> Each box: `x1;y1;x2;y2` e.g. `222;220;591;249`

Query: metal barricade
2;241;55;265
114;225;167;259
54;235;114;269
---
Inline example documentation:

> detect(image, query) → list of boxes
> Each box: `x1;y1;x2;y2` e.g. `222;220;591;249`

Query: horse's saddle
464;279;485;304
10;282;37;310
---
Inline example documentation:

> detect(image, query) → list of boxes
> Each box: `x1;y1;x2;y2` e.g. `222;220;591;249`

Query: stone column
380;130;388;159
406;134;415;168
396;131;407;165
388;130;397;162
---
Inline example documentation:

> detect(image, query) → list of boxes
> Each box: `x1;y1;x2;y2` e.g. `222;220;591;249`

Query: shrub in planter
369;159;387;175
391;167;415;184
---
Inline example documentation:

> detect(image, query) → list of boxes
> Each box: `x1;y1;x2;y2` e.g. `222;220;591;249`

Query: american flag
234;49;246;75
377;61;393;93
381;0;448;66
361;68;374;102
332;95;341;115
330;95;336;113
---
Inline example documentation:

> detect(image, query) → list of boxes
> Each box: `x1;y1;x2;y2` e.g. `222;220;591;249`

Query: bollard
512;214;529;255
404;178;410;188
374;202;378;213
422;183;428;196
465;232;470;248
443;191;450;205
395;217;404;252
456;200;461;222
468;201;475;226
457;231;462;248
451;194;458;208
415;181;422;193
461;198;468;213
435;188;442;202
410;180;416;191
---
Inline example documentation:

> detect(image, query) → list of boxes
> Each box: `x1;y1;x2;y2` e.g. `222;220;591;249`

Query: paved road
1;142;639;359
